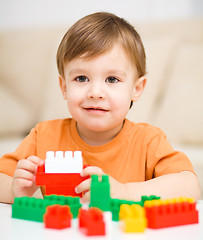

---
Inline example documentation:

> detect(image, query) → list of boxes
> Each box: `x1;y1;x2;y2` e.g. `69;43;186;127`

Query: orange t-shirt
0;118;195;183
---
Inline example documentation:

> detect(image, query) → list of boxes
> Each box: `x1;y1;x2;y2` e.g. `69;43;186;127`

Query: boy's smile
59;43;146;145
83;106;109;115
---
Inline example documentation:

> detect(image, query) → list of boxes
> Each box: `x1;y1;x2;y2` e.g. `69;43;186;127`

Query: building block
45;151;82;173
45;184;80;197
44;205;72;229
144;197;199;229
119;204;147;233
90;175;111;211
78;207;105;236
103;211;112;236
109;195;160;221
110;199;143;221
141;195;161;204
36;151;89;197
44;195;82;218
12;197;51;222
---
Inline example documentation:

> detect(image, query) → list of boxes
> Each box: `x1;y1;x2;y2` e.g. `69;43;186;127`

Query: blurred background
0;0;203;197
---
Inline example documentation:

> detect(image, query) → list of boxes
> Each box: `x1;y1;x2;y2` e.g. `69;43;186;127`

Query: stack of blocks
110;195;160;221
12;195;81;222
44;195;82;218
11;151;199;235
36;151;88;197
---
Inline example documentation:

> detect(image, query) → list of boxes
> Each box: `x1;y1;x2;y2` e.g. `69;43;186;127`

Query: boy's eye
106;77;119;83
75;76;88;82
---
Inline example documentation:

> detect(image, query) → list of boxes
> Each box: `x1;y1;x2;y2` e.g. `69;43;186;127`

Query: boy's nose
87;82;105;99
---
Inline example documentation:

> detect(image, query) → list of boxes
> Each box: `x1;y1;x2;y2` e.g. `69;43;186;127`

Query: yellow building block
144;197;195;208
119;204;147;233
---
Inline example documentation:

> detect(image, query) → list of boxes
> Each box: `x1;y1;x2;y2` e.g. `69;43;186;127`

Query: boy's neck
76;122;124;146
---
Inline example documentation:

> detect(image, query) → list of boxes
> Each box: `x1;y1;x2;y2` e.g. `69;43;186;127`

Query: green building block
44;195;82;218
141;195;161;205
90;175;111;211
12;197;51;222
110;195;161;221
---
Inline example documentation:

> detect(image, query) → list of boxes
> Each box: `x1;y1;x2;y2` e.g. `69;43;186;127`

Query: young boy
0;12;201;204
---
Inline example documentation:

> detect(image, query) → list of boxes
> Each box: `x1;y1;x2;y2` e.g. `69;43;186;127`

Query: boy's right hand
12;156;44;198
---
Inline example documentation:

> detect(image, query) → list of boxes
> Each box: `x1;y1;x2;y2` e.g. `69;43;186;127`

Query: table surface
0;200;203;240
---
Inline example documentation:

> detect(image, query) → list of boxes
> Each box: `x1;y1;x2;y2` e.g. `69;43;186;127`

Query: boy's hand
12;156;44;198
75;166;126;203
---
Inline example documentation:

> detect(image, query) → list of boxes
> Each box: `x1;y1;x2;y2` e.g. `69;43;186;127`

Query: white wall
0;0;202;31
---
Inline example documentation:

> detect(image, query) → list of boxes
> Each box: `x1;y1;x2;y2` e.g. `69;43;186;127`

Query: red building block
144;198;199;229
36;163;88;197
78;208;105;236
45;185;81;197
44;205;72;229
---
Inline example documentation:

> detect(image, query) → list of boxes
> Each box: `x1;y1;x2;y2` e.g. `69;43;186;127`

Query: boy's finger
14;178;33;188
16;159;37;172
80;166;104;177
27;156;44;165
75;178;91;194
80;191;90;203
14;168;34;181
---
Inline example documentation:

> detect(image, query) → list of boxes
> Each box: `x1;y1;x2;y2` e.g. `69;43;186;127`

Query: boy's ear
132;76;147;102
59;75;67;100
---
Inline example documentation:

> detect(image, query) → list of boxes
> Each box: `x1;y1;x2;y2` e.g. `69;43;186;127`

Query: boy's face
60;43;146;135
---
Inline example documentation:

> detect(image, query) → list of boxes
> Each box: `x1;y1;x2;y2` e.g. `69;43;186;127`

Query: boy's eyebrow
105;70;127;77
68;68;88;75
68;68;127;77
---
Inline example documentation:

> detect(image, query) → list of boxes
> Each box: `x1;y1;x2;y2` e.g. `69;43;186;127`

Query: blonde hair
57;12;146;78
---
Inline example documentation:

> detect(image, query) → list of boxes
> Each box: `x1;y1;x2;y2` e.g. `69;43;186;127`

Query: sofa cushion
153;43;203;145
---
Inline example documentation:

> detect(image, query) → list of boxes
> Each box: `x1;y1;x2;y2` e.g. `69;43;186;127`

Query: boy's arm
123;171;201;201
76;167;201;202
0;173;14;203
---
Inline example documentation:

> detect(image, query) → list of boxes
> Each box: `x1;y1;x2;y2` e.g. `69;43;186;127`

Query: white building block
45;151;83;173
103;211;112;237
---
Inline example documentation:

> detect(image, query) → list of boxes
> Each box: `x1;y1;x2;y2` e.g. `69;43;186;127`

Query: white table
0;201;203;240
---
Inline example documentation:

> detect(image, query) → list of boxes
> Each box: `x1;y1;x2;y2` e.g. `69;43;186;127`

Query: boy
0;12;201;203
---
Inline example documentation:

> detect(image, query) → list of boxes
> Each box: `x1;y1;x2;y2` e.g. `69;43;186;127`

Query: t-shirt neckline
70;118;130;152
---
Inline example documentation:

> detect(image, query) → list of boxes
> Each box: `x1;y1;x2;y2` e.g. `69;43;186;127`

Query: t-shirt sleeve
145;131;196;180
0;126;37;176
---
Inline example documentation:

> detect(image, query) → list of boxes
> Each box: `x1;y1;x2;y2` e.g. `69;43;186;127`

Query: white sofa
0;18;203;198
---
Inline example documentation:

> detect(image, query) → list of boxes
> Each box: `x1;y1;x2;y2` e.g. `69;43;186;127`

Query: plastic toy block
79;207;105;236
144;197;199;229
141;195;161;204
44;195;82;218
36;153;89;197
36;171;88;186
119;204;147;233
45;151;82;173
45;184;83;197
12;197;51;222
90;175;111;211
110;198;142;221
44;205;72;229
36;172;88;197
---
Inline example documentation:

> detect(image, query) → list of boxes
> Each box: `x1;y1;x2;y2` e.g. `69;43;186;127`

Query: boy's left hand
75;166;125;203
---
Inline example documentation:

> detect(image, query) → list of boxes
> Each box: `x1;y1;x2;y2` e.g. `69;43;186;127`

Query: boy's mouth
83;107;109;113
